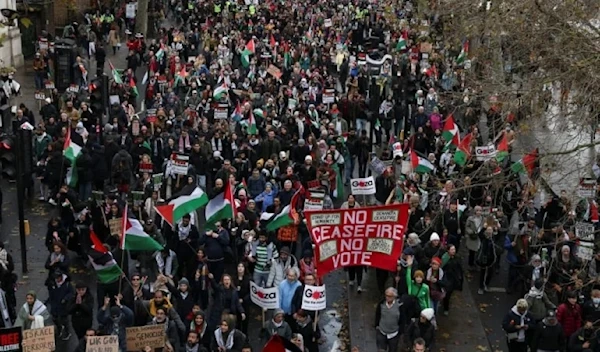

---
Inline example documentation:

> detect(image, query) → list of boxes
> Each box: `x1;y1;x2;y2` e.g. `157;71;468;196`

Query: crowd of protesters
9;0;600;351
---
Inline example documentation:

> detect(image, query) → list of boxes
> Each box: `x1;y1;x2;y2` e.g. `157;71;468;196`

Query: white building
0;0;23;68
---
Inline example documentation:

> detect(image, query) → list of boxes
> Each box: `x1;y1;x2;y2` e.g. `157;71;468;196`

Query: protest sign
86;335;118;352
153;174;163;191
369;156;386;176
126;3;136;18
475;145;497;161
576;221;595;241
322;89;335;104
267;64;282;80
0;327;22;352
578;241;594;261
307;204;410;275
139;163;153;174
132;191;145;207
170;154;189;175
109;218;122;237
250;281;279;309
301;285;326;311
392;142;403;159
324;19;332;27
22;326;54;352
214;107;228;119
578;178;597;198
350;177;376;195
304;198;324;211
126;325;165;351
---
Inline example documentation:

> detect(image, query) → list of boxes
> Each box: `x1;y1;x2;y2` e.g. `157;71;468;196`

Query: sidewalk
348;268;490;352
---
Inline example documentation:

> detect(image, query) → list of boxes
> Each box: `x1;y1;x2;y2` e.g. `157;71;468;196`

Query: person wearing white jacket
267;246;298;288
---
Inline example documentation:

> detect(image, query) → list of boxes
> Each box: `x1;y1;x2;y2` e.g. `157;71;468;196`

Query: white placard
322;93;335;104
392;142;403;158
304;198;324;211
475;145;496;161
576;222;595;242
578;241;594;261
301;284;326;311
170;154;189;175
250;281;279;309
350;176;376;195
126;3;137;18
324;19;332;27
214;108;228;119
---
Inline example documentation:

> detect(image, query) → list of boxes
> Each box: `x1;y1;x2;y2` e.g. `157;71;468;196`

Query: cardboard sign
475;145;497;161
170;154;190;175
304;198;324;211
109;218;122;237
22;326;54;352
267;64;282;80
350;176;376;195
306;204;410;276
126;325;165;351
579;178;597;198
86;335;119;352
301;285;326;311
250;281;279;309
0;327;22;352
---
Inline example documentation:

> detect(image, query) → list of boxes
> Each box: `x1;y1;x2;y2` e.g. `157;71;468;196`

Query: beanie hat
421;308;435;321
430;233;440;241
274;308;285;317
431;257;442;266
179;278;190;287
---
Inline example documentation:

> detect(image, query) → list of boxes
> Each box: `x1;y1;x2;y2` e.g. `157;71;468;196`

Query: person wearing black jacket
90;144;108;191
67;282;94;340
375;171;394;205
171;214;200;279
568;320;597;352
355;130;370;178
233;263;251;335
502;299;535;352
48;271;74;340
531;310;566;352
166;278;196;325
293;310;320;352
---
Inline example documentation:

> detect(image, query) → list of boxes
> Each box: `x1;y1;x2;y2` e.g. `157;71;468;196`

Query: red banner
306;204;409;276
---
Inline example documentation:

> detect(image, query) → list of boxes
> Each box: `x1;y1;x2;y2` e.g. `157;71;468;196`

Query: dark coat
67;291;94;329
48;276;75;316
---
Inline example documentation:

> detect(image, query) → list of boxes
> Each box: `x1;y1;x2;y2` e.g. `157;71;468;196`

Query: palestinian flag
442;115;460;150
175;66;187;86
454;133;473;166
155;47;164;61
90;229;106;253
332;163;345;199
231;102;243;122
263;335;303;352
496;133;509;162
511;148;538;176
396;30;408;51
410;149;435;174
456;40;469;65
457;200;468;220
241;39;255;68
253;108;265;119
64;128;82;187
265;187;303;232
242;110;258;135
88;251;121;284
155;187;209;226
270;34;276;48
109;61;122;85
283;41;292;69
374;119;381;131
205;180;236;226
129;77;138;96
121;205;164;251
213;83;228;100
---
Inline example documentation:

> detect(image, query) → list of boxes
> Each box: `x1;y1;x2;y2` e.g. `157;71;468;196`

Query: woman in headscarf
211;314;246;352
14;291;51;329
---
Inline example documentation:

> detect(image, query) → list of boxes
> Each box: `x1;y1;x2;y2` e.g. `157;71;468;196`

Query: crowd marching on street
3;0;600;351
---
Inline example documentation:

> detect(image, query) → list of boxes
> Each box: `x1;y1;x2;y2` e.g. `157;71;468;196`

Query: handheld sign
250;281;279;309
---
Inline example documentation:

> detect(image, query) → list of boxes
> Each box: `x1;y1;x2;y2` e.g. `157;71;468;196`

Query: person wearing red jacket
556;290;582;339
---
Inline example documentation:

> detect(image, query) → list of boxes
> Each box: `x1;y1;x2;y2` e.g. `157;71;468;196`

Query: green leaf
20;17;32;28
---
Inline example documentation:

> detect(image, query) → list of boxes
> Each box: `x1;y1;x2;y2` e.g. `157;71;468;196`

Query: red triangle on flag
90;229;107;253
155;204;175;227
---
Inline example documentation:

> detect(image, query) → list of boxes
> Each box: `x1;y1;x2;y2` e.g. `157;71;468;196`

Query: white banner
169;154;189;175
304;198;324;211
475;145;497;161
350;176;376;195
250;281;279;310
301;285;326;311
